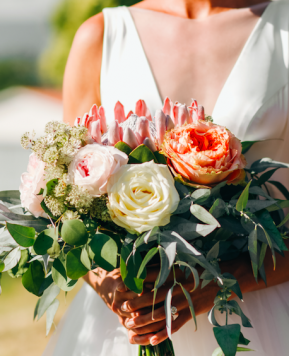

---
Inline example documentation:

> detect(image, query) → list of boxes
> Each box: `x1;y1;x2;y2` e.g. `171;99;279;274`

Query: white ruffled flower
107;160;180;234
68;144;128;197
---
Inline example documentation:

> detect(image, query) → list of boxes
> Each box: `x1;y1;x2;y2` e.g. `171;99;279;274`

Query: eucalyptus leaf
179;282;197;329
213;324;241;356
206;242;220;261
190;204;220;227
22;260;45;296
266;200;289;212
174;198;192;215
5;219;49;232
34;299;40;320
249;158;289;174
209;199;227;219
137;247;158;278
241;141;259;154
6;222;36;247
0;191;21;205
164;286;174;340
80;247;91;270
191;189;211;205
248;228;258;281
236;181;252;212
176;261;199;291
155;247;170;289
52;252;77;291
61;219;88;247
227;300;252;328
268;180;289;200
38;284;60;320
34;228;60;258
3;247;21;272
253;168;278;186
46;298;59;336
66;248;89;280
89;233;118;271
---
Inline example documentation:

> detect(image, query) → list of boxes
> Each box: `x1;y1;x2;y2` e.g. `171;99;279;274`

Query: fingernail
150;337;158;346
121;302;128;311
126;320;135;328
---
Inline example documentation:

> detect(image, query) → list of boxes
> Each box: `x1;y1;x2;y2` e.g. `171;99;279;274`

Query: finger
124;292;192;329
121;282;194;312
130;319;166;335
116;281;127;292
127;330;156;346
149;310;192;346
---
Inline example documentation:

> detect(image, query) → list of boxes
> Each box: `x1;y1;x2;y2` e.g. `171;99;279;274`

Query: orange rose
162;121;246;186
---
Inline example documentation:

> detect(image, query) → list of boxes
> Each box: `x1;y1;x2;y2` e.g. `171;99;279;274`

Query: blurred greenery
0;59;41;91
39;0;138;87
0;272;83;356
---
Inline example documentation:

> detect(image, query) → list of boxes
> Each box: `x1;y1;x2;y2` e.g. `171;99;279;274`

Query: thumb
116;281;127;293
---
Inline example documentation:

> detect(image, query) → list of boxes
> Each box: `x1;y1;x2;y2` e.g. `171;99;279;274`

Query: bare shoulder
63;12;104;125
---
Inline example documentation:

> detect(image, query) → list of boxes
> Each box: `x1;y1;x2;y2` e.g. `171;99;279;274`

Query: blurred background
0;0;137;355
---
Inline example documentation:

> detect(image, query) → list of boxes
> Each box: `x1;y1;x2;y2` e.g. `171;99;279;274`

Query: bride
44;0;289;355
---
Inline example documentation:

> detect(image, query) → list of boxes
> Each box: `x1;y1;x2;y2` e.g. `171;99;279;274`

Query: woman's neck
134;0;270;19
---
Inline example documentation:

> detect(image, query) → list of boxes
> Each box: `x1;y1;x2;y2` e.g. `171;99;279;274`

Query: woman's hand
123;240;289;346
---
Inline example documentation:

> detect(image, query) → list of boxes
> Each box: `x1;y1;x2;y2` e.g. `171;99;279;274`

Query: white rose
20;153;47;218
107;160;180;233
68;144;128;196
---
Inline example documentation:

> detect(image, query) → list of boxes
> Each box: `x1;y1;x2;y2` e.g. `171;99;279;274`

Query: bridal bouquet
1;98;289;356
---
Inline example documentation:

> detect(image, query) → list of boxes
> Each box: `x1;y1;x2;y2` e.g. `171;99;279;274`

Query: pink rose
20;153;47;217
68;144;128;196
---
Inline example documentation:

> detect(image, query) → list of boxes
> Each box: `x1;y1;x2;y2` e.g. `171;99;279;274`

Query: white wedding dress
44;2;289;355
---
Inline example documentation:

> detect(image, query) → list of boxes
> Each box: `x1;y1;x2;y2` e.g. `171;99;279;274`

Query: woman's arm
62;13;104;124
123;240;289;346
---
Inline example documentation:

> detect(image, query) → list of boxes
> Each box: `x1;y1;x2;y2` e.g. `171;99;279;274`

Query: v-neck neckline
124;2;273;116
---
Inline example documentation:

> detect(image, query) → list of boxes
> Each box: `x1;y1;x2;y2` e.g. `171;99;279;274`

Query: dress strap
101;6;162;124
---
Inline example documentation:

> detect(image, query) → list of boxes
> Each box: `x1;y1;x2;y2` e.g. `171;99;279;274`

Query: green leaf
210;199;227;219
164;286;174;340
8;249;29;278
34;228;60;258
52;252;77;291
114;141;133;156
2;247;21;272
179;282;197;329
277;211;289;228
212;347;224;356
128;144;157;164
239;332;251;346
268;180;289;200
206;242;220;261
249;158;289;174
227;300;252;328
89;233;118;271
253;168;278;186
213;324;241;356
257;210;288;252
6;222;36;247
137;247;158;278
190;204;220;227
241;141;259;154
0;260;4;273
191;189;211;205
155;247;170;289
43;179;58;198
236;347;254;352
39;274;54;294
40;200;55;218
154;151;167;165
120;244;146;294
266;200;289;212
61;219;88;247
248;228;258;281
46;298;59;336
66;248;89;279
22;260;45;296
236;181;252;212
0;190;21;205
80;247;91;270
34;299;40;320
37;283;60;320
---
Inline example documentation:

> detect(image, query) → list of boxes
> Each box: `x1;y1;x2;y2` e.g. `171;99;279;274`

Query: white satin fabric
44;2;289;355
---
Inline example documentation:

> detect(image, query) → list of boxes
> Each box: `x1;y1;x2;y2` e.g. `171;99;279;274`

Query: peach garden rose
162;121;246;185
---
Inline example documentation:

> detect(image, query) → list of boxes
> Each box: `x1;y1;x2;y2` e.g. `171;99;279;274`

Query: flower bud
135;100;152;121
99;106;107;133
136;117;152;143
90;120;101;144
143;137;157;152
198;105;205;121
108;121;121;145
